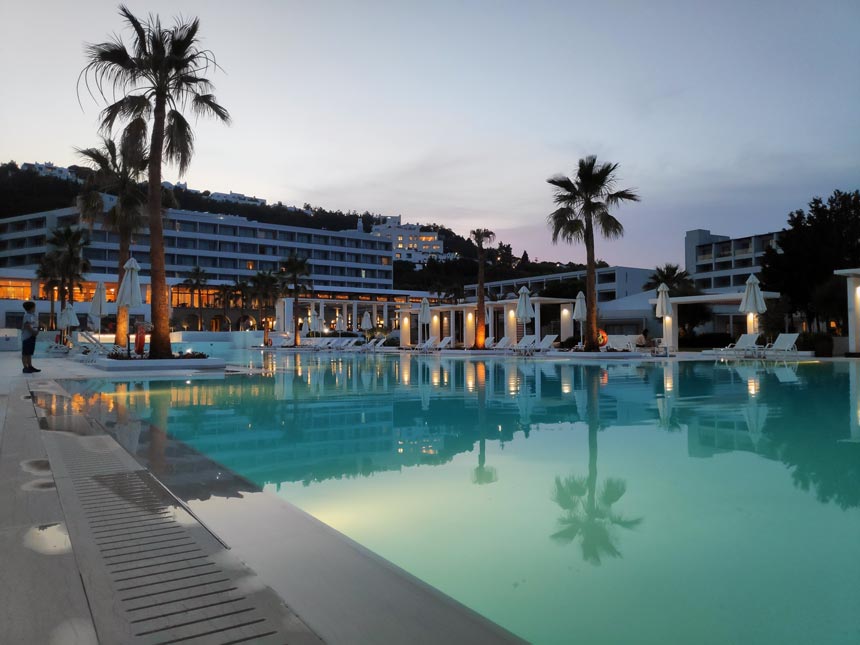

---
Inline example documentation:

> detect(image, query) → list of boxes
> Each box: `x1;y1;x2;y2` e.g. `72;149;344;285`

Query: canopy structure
648;289;780;351
835;268;860;355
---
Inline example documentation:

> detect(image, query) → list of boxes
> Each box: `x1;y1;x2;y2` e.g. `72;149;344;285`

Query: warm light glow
747;377;760;397
467;312;473;321
562;308;570;318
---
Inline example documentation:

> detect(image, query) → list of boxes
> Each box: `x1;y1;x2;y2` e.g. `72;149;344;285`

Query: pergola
398;297;575;348
834;268;860;354
648;290;780;351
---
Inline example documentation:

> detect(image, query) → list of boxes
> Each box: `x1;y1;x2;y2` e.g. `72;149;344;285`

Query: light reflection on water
64;354;860;645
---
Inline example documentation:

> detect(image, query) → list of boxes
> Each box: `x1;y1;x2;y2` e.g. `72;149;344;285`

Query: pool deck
0;351;526;644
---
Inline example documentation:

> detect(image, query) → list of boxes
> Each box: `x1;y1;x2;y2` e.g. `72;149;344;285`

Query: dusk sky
2;1;858;268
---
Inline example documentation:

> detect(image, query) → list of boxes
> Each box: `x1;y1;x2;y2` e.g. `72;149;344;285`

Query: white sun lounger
714;333;760;358
603;335;633;352
513;335;537;355
491;337;512;351
762;333;799;360
413;336;439;352
533;334;558;354
433;336;454;351
483;336;495;349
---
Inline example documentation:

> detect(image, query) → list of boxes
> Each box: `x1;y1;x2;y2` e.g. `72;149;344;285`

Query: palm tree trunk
197;288;203;331
115;238;130;347
475;250;486;349
49;294;56;331
147;96;172;359
584;218;598;351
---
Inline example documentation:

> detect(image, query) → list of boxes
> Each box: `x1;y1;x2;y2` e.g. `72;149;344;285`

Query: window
198;223;217;234
220;242;236;253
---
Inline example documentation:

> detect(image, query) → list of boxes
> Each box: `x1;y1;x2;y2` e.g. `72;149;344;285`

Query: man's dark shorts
22;337;36;356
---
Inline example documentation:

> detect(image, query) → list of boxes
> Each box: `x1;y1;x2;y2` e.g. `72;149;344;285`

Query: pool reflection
64;356;860;512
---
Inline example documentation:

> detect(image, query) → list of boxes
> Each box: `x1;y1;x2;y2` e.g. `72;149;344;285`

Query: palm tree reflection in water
551;365;642;564
472;361;498;486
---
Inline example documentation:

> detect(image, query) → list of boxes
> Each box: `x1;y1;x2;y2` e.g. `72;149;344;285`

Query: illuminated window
246;261;255;270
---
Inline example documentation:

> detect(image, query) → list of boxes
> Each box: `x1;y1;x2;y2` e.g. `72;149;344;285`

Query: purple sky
2;1;858;268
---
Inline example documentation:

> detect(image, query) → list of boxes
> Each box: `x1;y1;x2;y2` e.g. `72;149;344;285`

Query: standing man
21;301;40;374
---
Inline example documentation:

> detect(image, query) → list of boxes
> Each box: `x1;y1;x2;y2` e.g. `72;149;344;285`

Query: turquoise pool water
65;354;860;644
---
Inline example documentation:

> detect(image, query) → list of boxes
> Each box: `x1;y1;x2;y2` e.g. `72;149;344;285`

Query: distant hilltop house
369;217;451;267
20;162;84;184
208;191;267;207
161;181;201;194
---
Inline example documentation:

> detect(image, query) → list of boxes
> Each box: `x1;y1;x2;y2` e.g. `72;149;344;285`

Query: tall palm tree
232;278;250;328
76;128;148;347
551;366;642;564
279;254;310;346
181;266;208;331
470;229;495;349
81;6;230;358
36;252;63;331
249;270;280;331
547;156;640;350
47;226;91;305
643;263;692;292
214;283;234;331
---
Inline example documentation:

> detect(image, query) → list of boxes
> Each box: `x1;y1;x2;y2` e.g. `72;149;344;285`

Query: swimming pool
64;354;860;644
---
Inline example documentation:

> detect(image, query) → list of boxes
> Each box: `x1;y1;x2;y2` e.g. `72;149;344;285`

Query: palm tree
643;263;692;292
36;252;63;331
249;271;280;331
547;156;640;350
551;366;642;564
279;254;310;346
232;277;250;326
76;128;148;347
181;266;208;331
81;6;230;358
47;226;91;305
470;229;495;349
213;283;234;331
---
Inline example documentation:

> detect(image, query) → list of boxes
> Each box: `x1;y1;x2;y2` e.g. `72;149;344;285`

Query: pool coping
0;353;525;644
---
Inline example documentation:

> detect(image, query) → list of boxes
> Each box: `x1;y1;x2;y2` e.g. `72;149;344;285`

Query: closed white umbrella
515;287;535;334
310;311;321;333
418;298;431;345
116;257;143;308
739;274;767;334
655;283;673;318
283;299;294;335
335;311;346;333
88;281;107;332
739;274;767;315
360;311;373;331
58;304;79;329
573;291;587;344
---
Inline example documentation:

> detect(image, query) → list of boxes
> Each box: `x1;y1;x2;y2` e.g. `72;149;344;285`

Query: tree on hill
470;228;496;349
760;189;860;326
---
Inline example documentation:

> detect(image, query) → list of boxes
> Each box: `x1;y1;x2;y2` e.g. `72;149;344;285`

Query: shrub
797;332;833;356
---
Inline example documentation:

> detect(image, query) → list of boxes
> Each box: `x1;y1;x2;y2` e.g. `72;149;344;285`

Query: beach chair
714;333;760;359
413;336;439;352
761;333;799;360
360;337;383;352
337;337;360;351
483;336;495;349
533;334;558;354
513;335;537;355
604;335;633;352
492;336;512;352
433;336;454;351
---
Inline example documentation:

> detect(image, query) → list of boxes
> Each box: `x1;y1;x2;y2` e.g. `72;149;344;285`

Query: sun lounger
715;333;762;358
761;333;799;360
360;337;383;352
483;336;495;349
433;336;454;351
533;334;558;354
513;335;537;355
413;336;439;352
603;335;633;352
491;337;512;351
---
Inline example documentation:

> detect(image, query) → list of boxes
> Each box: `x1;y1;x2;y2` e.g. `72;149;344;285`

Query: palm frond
599;478;627;507
595;212;624;239
191;93;231;124
605;188;641;206
548;208;585;244
118;5;149;58
100;94;152;134
164;109;194;175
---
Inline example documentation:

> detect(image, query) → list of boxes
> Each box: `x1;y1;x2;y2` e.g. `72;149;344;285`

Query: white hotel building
0;203;434;332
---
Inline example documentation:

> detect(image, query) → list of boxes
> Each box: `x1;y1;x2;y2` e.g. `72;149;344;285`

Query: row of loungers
714;332;800;359
411;335;559;354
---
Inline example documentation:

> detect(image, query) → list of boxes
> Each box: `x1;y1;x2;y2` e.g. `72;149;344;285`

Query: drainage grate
41;423;322;644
